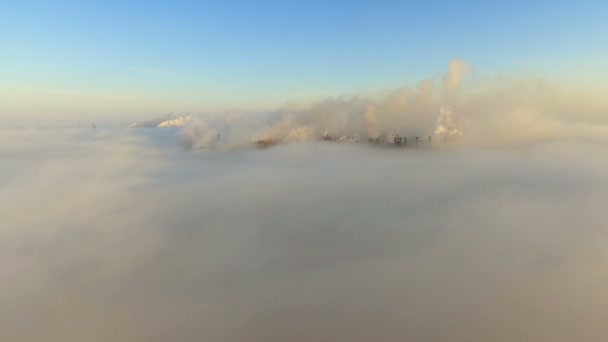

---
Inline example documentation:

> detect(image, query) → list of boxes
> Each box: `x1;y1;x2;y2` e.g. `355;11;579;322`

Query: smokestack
416;137;419;147
393;134;403;146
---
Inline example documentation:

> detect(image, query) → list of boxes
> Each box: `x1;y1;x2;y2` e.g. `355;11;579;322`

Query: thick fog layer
3;62;608;341
2;124;608;342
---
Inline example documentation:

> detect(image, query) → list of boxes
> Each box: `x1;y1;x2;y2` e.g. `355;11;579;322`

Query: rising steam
434;105;463;139
131;113;192;128
442;59;472;94
130;60;608;150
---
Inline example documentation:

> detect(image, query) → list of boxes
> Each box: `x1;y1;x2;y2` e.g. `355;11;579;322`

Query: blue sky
1;0;607;118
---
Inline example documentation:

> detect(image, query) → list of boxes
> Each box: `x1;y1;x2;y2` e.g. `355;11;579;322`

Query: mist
3;62;608;342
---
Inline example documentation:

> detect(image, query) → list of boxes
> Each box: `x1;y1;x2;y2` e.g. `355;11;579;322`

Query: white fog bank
1;122;608;341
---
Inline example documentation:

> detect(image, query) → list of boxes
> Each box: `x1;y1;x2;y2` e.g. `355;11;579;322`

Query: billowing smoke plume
132;60;608;150
434;105;463;139
442;59;472;94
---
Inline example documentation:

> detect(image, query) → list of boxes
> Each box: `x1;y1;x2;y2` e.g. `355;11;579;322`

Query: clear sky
1;0;607;119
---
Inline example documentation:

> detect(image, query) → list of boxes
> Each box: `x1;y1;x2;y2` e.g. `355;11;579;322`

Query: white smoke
171;60;454;150
157;113;192;127
130;113;171;128
283;126;317;143
130;60;608;152
131;112;192;128
434;105;463;139
442;59;472;94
